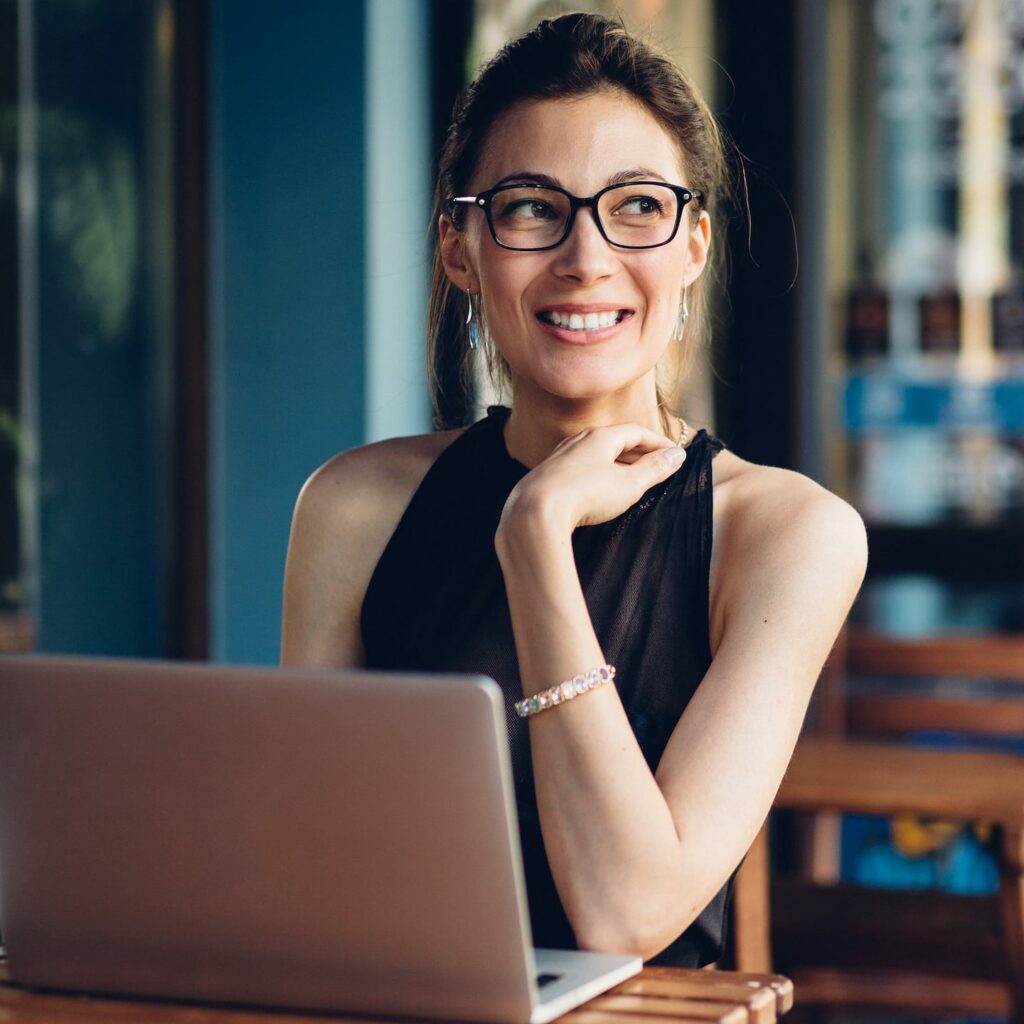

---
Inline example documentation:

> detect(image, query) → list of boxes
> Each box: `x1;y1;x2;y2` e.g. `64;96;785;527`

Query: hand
499;423;686;538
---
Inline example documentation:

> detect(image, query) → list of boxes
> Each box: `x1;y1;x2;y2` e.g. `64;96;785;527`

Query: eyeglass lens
489;183;682;249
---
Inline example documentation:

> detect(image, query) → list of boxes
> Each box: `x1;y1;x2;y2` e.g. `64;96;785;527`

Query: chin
504;350;656;405
534;376;644;404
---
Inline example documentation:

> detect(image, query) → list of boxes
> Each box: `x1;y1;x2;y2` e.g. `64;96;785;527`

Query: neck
502;380;673;469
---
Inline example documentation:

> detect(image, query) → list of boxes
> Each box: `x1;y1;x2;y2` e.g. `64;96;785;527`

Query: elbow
572;902;699;963
574;925;684;964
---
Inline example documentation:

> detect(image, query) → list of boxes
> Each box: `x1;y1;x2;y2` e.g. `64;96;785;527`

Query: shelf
844;372;1024;434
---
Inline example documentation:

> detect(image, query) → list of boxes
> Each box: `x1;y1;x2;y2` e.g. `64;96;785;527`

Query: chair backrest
843;627;1024;739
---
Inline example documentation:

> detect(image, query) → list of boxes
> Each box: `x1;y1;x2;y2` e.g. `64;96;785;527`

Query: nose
549;204;618;285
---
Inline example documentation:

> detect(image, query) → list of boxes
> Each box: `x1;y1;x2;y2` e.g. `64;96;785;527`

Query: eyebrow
490;167;670;189
609;167;669;185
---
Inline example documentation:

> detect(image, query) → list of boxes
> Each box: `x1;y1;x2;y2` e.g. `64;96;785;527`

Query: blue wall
35;2;165;655
210;1;367;663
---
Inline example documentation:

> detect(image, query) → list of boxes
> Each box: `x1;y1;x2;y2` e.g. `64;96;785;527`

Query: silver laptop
0;656;640;1022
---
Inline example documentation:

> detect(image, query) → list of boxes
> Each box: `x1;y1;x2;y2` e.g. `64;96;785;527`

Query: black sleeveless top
361;406;730;966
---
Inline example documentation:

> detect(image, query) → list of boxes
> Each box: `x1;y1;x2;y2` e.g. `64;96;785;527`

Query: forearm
496;497;693;958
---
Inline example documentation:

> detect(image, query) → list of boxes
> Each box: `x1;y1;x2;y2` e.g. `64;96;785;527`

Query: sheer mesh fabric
360;406;729;966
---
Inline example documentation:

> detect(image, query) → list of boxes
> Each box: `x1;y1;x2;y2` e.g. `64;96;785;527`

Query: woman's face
441;90;710;405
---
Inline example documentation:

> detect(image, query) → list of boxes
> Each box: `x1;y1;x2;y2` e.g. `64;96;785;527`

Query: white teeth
543;310;622;331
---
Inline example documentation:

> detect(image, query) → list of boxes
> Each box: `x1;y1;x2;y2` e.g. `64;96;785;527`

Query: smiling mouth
537;309;628;332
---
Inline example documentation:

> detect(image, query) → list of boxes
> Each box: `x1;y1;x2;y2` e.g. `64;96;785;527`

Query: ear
439;213;479;293
683;210;711;287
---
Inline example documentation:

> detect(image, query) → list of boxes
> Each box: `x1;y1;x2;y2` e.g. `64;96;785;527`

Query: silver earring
466;292;480;351
673;290;689;342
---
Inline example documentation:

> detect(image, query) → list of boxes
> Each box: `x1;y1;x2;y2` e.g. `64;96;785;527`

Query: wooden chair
0;613;33;653
731;627;1024;1021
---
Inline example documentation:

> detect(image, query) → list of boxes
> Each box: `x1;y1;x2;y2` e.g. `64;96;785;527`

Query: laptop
0;656;640;1022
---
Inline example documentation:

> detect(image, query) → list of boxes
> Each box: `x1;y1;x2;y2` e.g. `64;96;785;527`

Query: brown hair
428;11;731;429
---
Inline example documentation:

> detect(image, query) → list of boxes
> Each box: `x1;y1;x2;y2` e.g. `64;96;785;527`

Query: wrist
495;483;573;568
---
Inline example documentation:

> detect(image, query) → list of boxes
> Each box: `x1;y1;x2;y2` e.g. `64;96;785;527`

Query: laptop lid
0;656;543;1021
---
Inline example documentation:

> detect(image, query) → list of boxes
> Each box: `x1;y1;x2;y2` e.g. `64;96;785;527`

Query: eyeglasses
450;180;702;252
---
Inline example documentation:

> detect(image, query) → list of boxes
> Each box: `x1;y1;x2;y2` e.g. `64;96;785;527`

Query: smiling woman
438;90;709;449
281;12;868;967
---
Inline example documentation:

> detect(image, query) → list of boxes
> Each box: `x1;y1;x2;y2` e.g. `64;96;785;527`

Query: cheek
478;253;542;312
639;258;687;313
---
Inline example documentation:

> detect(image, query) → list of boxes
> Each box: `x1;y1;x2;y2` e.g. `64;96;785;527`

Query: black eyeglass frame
450;180;704;252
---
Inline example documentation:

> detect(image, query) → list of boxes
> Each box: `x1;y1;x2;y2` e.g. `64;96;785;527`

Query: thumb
633;443;685;486
659;444;686;470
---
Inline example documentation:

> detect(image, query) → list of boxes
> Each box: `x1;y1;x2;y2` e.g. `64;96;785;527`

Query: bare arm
281;454;371;667
280;433;459;667
496;429;866;960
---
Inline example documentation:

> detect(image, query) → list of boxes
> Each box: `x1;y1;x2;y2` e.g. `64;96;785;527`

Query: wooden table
0;960;793;1024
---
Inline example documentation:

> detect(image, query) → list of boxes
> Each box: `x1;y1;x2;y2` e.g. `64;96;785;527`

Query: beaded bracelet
514;664;616;717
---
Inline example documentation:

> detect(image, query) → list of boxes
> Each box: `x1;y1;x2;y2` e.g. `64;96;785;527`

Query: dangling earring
673;289;689;342
466;291;480;351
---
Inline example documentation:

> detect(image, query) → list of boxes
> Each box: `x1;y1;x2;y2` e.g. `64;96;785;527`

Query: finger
552;430;589;453
615;443;674;465
628;443;686;481
589;423;677;459
615;448;647;465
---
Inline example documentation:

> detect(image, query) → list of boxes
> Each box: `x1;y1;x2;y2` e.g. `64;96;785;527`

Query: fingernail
664;445;686;466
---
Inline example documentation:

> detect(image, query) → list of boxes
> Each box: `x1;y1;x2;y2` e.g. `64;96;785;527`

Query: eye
498;199;558;221
613;194;665;217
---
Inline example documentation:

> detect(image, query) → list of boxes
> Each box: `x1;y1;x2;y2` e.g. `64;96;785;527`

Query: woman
281;13;866;967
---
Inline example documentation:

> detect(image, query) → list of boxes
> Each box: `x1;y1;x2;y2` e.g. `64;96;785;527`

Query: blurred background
4;0;1024;1015
5;0;1024;668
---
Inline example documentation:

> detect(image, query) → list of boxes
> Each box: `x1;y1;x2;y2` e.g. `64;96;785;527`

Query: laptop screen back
0;657;537;1021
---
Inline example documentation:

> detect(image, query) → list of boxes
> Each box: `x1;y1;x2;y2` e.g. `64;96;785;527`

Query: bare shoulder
281;429;463;666
712;448;865;536
707;449;868;646
297;429;461;528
